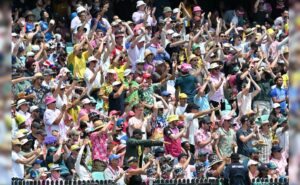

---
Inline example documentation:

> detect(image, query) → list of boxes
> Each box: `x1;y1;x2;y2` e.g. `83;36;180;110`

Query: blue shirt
270;86;288;113
194;94;210;111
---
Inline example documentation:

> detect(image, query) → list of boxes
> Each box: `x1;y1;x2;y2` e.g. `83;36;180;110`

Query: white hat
12;32;18;37
166;29;174;35
223;43;231;48
17;99;28;109
252;57;260;62
54;34;62;41
60;67;70;74
30;106;39;112
136;0;146;8
272;103;281;109
26;52;35;57
111;21;118;27
208;63;219;70
172;32;180;38
112;81;122;86
124;69;132;76
136;59;145;64
237;27;244;31
155;60;164;65
81;98;91;105
173;8;179;14
247;159;259;167
87;56;98;64
76;6;86;14
32;45;40;52
138;36;146;43
156;101;164;109
277;59;285;64
107;69;116;74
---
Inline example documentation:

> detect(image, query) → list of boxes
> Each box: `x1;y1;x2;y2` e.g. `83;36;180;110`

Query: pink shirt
194;129;213;155
209;73;225;102
90;132;109;162
270;155;287;176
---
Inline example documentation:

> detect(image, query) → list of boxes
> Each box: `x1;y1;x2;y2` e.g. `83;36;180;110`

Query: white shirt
127;45;145;71
43;108;66;139
12;151;25;179
128;117;148;140
132;11;157;26
237;92;254;116
175;104;187;115
276;127;289;153
84;68;102;93
55;94;69;110
184;113;198;145
17;110;31;120
104;166;125;185
75;146;92;180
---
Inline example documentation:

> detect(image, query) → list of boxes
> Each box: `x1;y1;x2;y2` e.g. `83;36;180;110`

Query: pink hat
181;63;192;73
193;6;202;12
45;96;56;105
128;111;135;117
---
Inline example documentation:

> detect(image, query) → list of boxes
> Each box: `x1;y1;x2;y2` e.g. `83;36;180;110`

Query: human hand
207;12;211;19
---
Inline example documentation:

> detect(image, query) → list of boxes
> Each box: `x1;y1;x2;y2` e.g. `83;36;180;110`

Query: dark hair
241;63;249;71
185;103;199;113
274;76;283;83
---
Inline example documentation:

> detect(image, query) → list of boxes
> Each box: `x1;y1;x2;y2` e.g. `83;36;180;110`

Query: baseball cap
112;81;122;86
81;98;91;105
278;117;287;125
179;93;188;99
247;159;259;167
271;145;283;153
161;90;171;96
30;105;39;113
132;129;145;135
272;103;281;109
33;159;43;165
267;162;277;170
166;29;174;35
76;6;86;14
127;156;138;163
124;69;132;76
109;154;120;161
249;147;260;154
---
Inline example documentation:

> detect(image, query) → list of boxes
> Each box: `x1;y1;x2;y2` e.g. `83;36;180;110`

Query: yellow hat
283;47;289;54
267;28;274;35
167;115;179;123
12;139;22;145
188;54;198;63
70;144;81;151
179;93;188;99
15;114;26;125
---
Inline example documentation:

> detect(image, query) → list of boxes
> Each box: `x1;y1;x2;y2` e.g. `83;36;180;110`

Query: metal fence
11;178;288;185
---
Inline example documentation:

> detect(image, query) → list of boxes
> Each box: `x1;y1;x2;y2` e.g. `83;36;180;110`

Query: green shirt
124;80;139;107
217;127;236;158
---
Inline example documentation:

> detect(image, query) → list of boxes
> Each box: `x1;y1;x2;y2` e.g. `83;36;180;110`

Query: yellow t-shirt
112;64;126;81
67;51;89;79
282;74;289;89
100;82;113;111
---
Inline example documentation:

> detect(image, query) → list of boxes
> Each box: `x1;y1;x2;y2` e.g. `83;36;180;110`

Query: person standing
224;153;251;185
215;115;236;159
270;76;288;114
124;129;163;168
236;115;259;158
